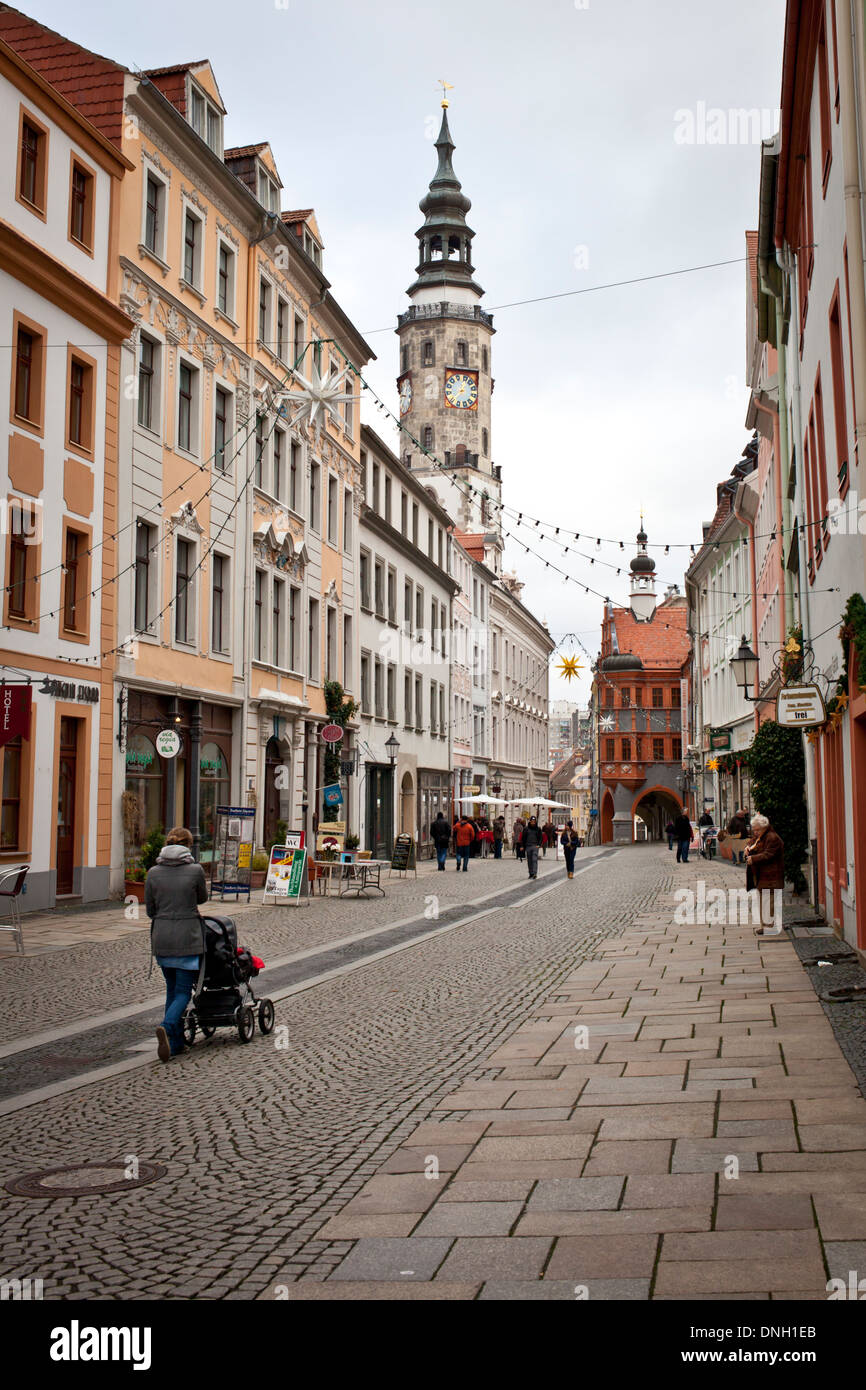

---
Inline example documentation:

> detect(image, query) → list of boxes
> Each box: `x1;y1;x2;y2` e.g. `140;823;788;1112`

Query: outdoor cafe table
339;859;389;897
309;858;389;897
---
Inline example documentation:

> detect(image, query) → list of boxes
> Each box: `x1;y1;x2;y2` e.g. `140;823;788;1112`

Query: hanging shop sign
708;728;732;751
776;684;827;729
0;685;32;747
323;783;343;808
321;724;344;743
38;678;99;703
464;784;481;796
155;729;181;759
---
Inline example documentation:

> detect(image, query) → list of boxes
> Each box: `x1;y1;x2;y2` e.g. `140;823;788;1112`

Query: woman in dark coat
145;826;208;1060
745;813;784;934
673;812;693;864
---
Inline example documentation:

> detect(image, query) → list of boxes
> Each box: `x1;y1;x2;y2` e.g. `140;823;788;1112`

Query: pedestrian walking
561;821;580;879
454;816;475;872
513;816;525;861
523;815;543;879
745;814;785;934
665;819;675;851
673;811;692;864
541;818;555;857
145;826;207;1062
727;807;750;864
430;811;451;871
493;814;506;860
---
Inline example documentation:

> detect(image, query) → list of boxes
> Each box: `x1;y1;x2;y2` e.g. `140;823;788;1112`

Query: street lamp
730;636;760;700
489;767;502;795
385;733;400;765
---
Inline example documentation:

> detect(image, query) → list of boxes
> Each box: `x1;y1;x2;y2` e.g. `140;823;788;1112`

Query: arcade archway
633;786;683;843
601;790;615;844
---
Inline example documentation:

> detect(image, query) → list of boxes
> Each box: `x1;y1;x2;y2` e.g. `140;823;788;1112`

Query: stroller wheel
183;1014;197;1046
236;1005;255;1044
258;999;275;1035
201;1023;217;1038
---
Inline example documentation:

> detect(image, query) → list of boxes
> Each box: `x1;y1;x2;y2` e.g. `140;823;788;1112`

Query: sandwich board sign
776;684;826;728
390;833;416;877
263;844;309;905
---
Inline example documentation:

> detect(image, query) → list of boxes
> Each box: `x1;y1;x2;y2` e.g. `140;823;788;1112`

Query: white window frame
133;518;159;640
175;353;201;459
215;237;236;323
140;162;169;266
210;549;231;656
136;331;162;437
257;163;280;214
258;275;272;348
343;488;353;553
180;199;205;295
173;532;198;649
213;380;234;475
188;77;223;156
327;472;338;546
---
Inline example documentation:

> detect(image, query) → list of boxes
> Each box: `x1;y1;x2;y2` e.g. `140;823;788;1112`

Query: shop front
418;769;451;858
122;690;237;873
365;763;394;859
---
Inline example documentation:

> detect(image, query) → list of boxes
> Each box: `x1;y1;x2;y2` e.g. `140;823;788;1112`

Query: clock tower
396;101;501;547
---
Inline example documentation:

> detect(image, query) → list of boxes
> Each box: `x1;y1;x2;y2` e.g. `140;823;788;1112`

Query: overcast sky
25;0;787;707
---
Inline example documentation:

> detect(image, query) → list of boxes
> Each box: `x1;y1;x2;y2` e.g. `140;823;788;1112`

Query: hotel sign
776;684;826;729
0;685;32;747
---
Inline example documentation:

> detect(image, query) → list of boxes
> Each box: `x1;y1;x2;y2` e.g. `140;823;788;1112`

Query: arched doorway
632;786;683;843
400;772;415;835
601;791;615;844
263;737;284;849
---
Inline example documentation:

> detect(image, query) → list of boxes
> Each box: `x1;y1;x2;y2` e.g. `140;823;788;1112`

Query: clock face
398;373;412;417
444;370;478;410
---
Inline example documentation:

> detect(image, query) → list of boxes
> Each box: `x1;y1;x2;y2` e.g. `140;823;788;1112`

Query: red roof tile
608;604;690;670
224;142;268;159
0;3;126;144
281;208;314;223
141;61;206;77
453;531;486;562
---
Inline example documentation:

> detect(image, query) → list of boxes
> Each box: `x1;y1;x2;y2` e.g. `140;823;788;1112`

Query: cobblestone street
2;843;865;1301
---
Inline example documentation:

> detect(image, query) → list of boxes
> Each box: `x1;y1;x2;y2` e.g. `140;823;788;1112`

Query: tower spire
407;98;483;301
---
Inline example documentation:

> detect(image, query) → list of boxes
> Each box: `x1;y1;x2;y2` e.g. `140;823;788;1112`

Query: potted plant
124;825;165;902
250;850;270;889
345;833;360;851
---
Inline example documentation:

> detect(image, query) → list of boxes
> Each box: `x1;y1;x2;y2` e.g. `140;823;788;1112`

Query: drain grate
4;1160;166;1198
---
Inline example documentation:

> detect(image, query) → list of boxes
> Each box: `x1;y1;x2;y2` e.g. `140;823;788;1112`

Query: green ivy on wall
745;721;808;894
322;680;358;823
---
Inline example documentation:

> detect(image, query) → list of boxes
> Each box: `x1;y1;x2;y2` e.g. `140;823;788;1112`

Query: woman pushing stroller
145;826;207;1062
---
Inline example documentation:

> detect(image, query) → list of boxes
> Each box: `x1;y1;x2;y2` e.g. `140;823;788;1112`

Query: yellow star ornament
707;758;719;771
835;692;849;710
557;655;583;681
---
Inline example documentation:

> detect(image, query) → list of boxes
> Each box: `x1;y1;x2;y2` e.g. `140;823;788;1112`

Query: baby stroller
183;915;275;1046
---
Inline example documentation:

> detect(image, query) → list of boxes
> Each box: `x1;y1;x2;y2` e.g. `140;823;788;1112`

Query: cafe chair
0;863;30;954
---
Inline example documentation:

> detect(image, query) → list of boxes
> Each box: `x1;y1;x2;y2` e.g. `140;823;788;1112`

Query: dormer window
303;231;321;267
188;80;222;155
257;166;279;214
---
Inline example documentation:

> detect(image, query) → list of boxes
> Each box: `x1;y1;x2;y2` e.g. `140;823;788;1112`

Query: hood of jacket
155;844;195;866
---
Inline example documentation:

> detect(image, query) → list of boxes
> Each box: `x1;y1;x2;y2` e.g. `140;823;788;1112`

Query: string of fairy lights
3;326;842;674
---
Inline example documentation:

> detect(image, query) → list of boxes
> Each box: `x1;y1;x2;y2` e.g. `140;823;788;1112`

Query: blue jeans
436;845;448;869
494;839;502;859
676;839;690;863
564;846;576;874
456;846;470;871
159;966;199;1054
667;834;674;850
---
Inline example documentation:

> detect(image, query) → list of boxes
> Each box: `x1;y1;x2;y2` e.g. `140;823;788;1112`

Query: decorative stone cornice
141;142;173;181
181;184;209;219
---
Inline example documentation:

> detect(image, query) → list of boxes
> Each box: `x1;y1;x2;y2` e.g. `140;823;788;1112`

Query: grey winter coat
523;823;543;850
145;846;207;957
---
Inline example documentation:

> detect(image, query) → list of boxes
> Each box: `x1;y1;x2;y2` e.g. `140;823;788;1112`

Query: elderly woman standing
744;814;785;935
145;826;208;1060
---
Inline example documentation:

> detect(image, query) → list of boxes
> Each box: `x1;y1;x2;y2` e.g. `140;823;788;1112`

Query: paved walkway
288;856;866;1299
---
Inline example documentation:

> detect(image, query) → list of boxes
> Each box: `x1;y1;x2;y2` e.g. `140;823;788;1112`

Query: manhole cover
4;1161;166;1198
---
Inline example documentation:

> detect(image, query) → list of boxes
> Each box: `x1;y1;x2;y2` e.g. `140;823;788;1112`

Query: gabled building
0;33;133;907
595;526;691;844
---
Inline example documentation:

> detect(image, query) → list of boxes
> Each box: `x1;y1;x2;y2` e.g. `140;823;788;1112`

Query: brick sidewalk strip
300;863;866;1298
